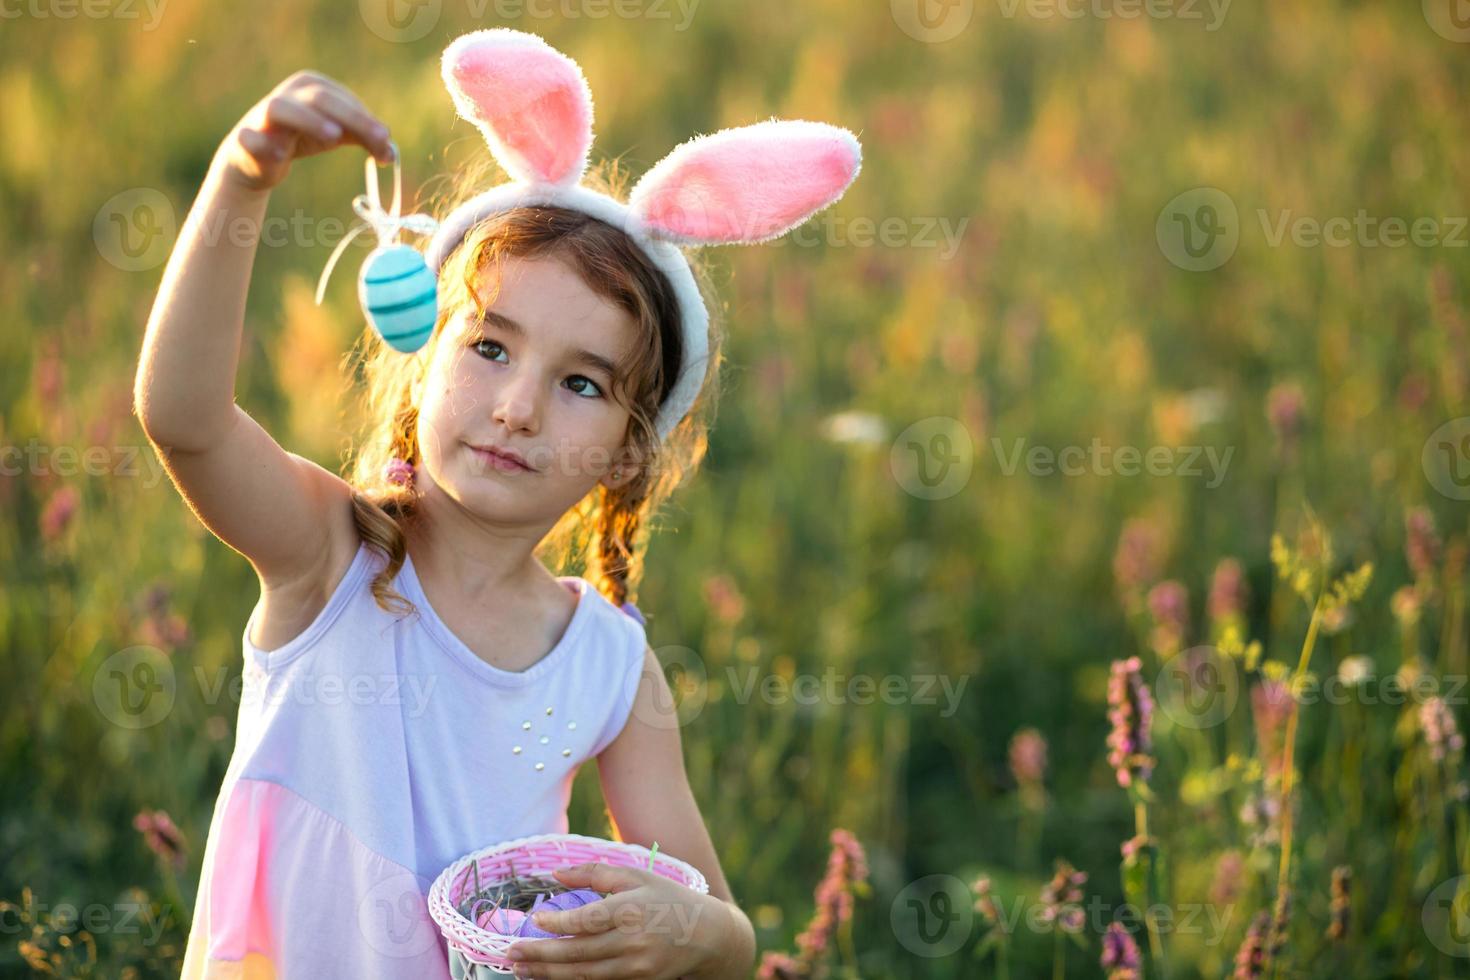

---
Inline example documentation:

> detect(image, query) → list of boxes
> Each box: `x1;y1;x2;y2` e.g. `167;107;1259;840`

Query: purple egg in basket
515;888;604;938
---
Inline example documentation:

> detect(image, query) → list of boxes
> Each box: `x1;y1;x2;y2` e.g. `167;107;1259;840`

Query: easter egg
515;889;604;938
358;243;438;353
475;906;527;935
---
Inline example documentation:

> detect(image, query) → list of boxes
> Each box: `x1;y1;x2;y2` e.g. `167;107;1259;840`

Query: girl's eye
472;338;604;400
471;338;507;363
565;376;603;399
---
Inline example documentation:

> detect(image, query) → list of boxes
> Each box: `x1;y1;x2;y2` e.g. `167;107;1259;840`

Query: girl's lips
469;445;534;473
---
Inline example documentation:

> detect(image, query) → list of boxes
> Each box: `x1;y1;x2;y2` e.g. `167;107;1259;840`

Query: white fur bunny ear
628;119;862;246
441;29;593;187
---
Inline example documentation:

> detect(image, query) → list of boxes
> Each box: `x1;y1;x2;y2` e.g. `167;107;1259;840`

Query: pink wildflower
1147;580;1190;656
702;573;746;624
1405;506;1441;582
1251;679;1293;780
1101;921;1142;980
40;485;79;541
1233;910;1270;978
1038;860;1088;934
1009;728;1047;810
1421;696;1466;763
791;829;869;970
1265;382;1305;457
1208;557;1248;624
132;809;187;868
1107;657;1155;788
756;952;803;980
1113;518;1163;609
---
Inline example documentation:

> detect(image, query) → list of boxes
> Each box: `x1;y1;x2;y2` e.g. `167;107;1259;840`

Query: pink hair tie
385;456;415;487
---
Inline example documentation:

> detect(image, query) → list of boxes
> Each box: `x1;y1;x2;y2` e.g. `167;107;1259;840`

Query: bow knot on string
315;142;440;305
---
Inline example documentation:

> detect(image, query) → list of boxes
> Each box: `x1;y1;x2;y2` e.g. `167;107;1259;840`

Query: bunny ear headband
317;28;862;443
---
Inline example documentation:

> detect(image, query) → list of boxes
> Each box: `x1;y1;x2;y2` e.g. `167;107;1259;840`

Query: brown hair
339;152;723;615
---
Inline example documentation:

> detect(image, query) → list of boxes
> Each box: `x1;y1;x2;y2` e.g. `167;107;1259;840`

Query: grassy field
3;1;1470;976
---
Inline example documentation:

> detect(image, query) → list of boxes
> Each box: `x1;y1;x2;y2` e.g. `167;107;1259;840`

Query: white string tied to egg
315;142;443;353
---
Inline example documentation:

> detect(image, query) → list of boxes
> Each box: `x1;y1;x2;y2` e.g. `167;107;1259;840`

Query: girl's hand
507;863;739;979
214;70;396;193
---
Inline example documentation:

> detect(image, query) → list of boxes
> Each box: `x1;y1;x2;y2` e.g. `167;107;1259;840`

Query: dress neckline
398;551;591;688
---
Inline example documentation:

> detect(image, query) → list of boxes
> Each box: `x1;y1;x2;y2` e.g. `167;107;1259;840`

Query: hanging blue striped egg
358;243;438;353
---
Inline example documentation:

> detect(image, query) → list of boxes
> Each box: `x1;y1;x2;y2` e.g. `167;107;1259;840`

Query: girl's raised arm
133;72;395;592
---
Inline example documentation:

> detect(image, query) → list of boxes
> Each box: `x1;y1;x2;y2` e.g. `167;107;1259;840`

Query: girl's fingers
507;929;628;966
235;126;292;172
260;95;342;144
296;84;394;163
237;127;276;159
510;958;646;980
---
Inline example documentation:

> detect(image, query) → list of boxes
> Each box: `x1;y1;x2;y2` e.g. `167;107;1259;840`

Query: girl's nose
491;369;543;434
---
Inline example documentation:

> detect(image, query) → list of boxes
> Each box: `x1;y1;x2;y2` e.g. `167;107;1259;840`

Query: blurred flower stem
1135;802;1167;978
1269;592;1324;980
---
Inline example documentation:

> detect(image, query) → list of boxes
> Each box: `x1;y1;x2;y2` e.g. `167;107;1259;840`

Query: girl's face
414;253;640;525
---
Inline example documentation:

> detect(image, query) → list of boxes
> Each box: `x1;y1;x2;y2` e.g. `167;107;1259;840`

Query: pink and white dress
179;541;649;978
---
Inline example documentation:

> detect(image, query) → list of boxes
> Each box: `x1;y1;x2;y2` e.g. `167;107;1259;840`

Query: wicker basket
428;832;710;977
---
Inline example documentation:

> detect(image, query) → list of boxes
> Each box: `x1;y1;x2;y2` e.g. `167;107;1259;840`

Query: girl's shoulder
558;575;650;652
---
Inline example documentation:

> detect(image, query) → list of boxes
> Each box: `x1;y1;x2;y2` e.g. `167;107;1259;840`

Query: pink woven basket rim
428;832;709;967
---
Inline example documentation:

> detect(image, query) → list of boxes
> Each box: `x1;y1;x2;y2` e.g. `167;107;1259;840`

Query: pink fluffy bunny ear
441;29;593;187
628;119;862;246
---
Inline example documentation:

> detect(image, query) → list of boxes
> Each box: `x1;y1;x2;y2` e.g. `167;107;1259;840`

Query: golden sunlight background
3;0;1470;975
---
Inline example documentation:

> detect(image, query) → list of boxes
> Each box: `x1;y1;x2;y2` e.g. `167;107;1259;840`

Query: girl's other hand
215;70;396;193
506;862;740;979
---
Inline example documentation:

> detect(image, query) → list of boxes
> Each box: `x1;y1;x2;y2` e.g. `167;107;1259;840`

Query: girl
134;29;860;980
